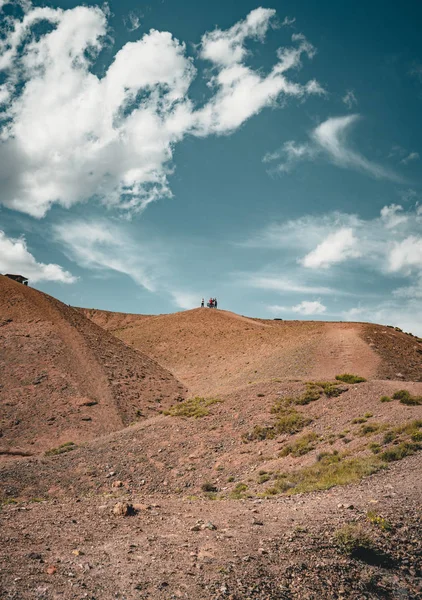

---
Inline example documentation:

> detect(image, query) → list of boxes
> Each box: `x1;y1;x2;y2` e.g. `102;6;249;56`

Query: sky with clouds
1;0;421;334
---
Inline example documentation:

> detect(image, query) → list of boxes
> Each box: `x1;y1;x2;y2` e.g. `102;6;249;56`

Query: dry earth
0;276;186;456
1;287;421;599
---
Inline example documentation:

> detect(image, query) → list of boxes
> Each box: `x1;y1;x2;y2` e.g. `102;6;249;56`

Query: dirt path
309;323;381;380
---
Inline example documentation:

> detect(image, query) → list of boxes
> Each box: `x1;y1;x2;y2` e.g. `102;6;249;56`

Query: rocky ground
1;455;421;600
1;286;422;598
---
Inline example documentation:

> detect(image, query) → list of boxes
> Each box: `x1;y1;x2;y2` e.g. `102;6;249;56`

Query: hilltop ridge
79;306;422;395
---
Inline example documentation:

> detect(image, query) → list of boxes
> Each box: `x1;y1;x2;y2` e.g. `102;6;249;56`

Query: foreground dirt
0;277;186;456
1;455;420;600
79;308;422;395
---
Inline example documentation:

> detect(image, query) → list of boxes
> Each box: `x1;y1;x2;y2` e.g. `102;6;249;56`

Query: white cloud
291;300;326;315
54;220;160;291
171;291;200;309
380;204;408;229
401;152;420;165
269;299;326;316
265;114;403;181
302;227;360;269
0;4;322;218
0;230;76;283
282;17;296;27
247;274;335;295
342;90;357;109
388;236;422;274
124;11;142;32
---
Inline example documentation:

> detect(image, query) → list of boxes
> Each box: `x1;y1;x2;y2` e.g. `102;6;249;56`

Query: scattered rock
112;502;136;517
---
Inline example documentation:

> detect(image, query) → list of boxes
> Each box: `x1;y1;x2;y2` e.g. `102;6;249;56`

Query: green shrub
359;423;384;437
164;396;222;418
367;511;392;531
229;483;249;499
380;396;392;403
201;482;217;493
257;473;271;484
244;401;312;441
279;433;318;457
45;442;77;456
336;374;366;384
391;389;422;405
352;417;367;424
335;524;374;555
270;455;383;495
369;442;381;454
381;441;421;462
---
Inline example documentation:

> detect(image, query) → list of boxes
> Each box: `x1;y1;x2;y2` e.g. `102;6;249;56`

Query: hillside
79;307;422;395
1;296;422;599
0;276;186;457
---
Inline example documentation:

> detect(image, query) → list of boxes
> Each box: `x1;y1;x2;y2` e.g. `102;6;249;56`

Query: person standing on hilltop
201;298;204;307
214;298;218;309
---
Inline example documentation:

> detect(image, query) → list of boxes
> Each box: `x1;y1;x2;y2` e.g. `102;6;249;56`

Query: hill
78;307;422;395
0;276;186;457
1;296;422;599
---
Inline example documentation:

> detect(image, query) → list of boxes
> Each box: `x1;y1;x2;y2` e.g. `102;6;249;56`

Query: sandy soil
0;276;186;456
1;291;421;599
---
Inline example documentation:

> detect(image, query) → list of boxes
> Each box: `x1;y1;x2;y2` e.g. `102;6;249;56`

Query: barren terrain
1;286;421;599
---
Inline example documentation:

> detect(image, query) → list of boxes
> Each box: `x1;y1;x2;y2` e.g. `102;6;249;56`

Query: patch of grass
336;374;366;384
335;524;374;555
364;412;373;418
358;423;385;437
367;511;392;531
383;420;422;445
45;441;77;456
391;390;422;405
201;482;217;493
164;396;222;418
229;483;250;499
266;454;383;496
227;476;235;483
312;381;348;397
279;432;319;457
257;473;272;484
352;417;367;424
244;401;312;442
380;441;421;462
1;498;18;505
369;442;381;454
380;396;392;403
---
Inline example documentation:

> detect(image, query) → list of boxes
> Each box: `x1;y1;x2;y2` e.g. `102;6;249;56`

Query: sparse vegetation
45;441;77;456
358;423;385;437
279;432;319;457
336;374;366;384
392;390;422;406
201;482;217;493
335;524;374;555
243;399;312;441
164;396;222;418
367;511;392;531
265;453;383;496
257;472;272;484
229;483;250;499
381;441;421;463
352;417;367;424
380;395;392;403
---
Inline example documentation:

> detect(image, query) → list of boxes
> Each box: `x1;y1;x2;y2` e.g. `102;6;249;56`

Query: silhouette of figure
214;298;218;309
201;298;204;308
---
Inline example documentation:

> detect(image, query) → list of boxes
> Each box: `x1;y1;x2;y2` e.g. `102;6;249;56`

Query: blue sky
1;0;422;333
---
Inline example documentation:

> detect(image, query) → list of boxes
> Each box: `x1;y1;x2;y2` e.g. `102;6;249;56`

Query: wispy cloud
400;152;420;165
264;115;404;182
269;300;326;316
54;220;160;291
0;4;323;218
281;16;296;27
246;274;336;295
342;90;357;109
0;230;76;283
